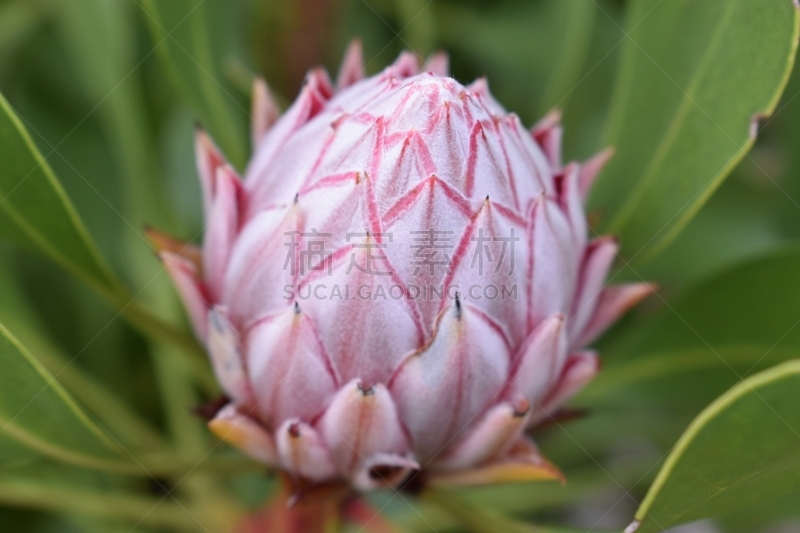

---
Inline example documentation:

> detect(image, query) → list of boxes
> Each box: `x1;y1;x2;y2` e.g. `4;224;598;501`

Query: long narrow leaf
592;0;800;263
0;322;135;472
630;361;800;532
0;92;125;301
139;0;248;169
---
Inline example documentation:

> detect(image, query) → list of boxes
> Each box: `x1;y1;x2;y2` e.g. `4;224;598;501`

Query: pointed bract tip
194;125;229;213
143;225;165;250
423;51;449;77
304;68;334;100
577;283;657;346
337;38;364;90
579;147;616;200
207;404;278;465
513;397;531;417
357;382;376;396
390;51;419;78
467;77;489;98
538;108;563;127
531;110;563;169
145;227;202;272
594;233;619;248
194;126;222;161
251;76;280;146
194;125;212;147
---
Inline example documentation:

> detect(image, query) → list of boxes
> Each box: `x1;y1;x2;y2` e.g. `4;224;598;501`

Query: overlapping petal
157;44;653;491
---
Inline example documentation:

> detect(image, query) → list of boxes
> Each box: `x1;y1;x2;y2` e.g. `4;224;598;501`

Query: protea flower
158;41;652;492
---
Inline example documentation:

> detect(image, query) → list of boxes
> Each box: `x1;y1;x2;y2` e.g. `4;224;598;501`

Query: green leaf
572;247;798;428
630;360;800;532
716;490;800;533
55;0;194;331
55;0;173;234
591;0;800;263
612;245;800;362
559;345;799;464
139;0;248;169
633;176;788;290
532;248;800;528
0;321;132;472
0;91;206;384
0;483;195;531
0;461;197;531
0;261;164;451
541;247;800;473
0;91;125;301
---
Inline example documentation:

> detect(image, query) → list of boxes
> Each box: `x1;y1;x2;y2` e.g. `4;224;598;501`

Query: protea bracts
157;41;653;494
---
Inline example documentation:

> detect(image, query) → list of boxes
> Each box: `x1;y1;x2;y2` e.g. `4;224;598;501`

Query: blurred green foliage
0;0;799;532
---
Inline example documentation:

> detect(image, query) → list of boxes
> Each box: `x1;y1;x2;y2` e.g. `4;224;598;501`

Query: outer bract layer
161;43;652;491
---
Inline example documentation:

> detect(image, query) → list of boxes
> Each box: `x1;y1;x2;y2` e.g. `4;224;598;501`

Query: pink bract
160;41;653;491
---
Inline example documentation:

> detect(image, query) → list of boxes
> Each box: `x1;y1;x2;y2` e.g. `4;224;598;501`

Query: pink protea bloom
159;42;652;491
